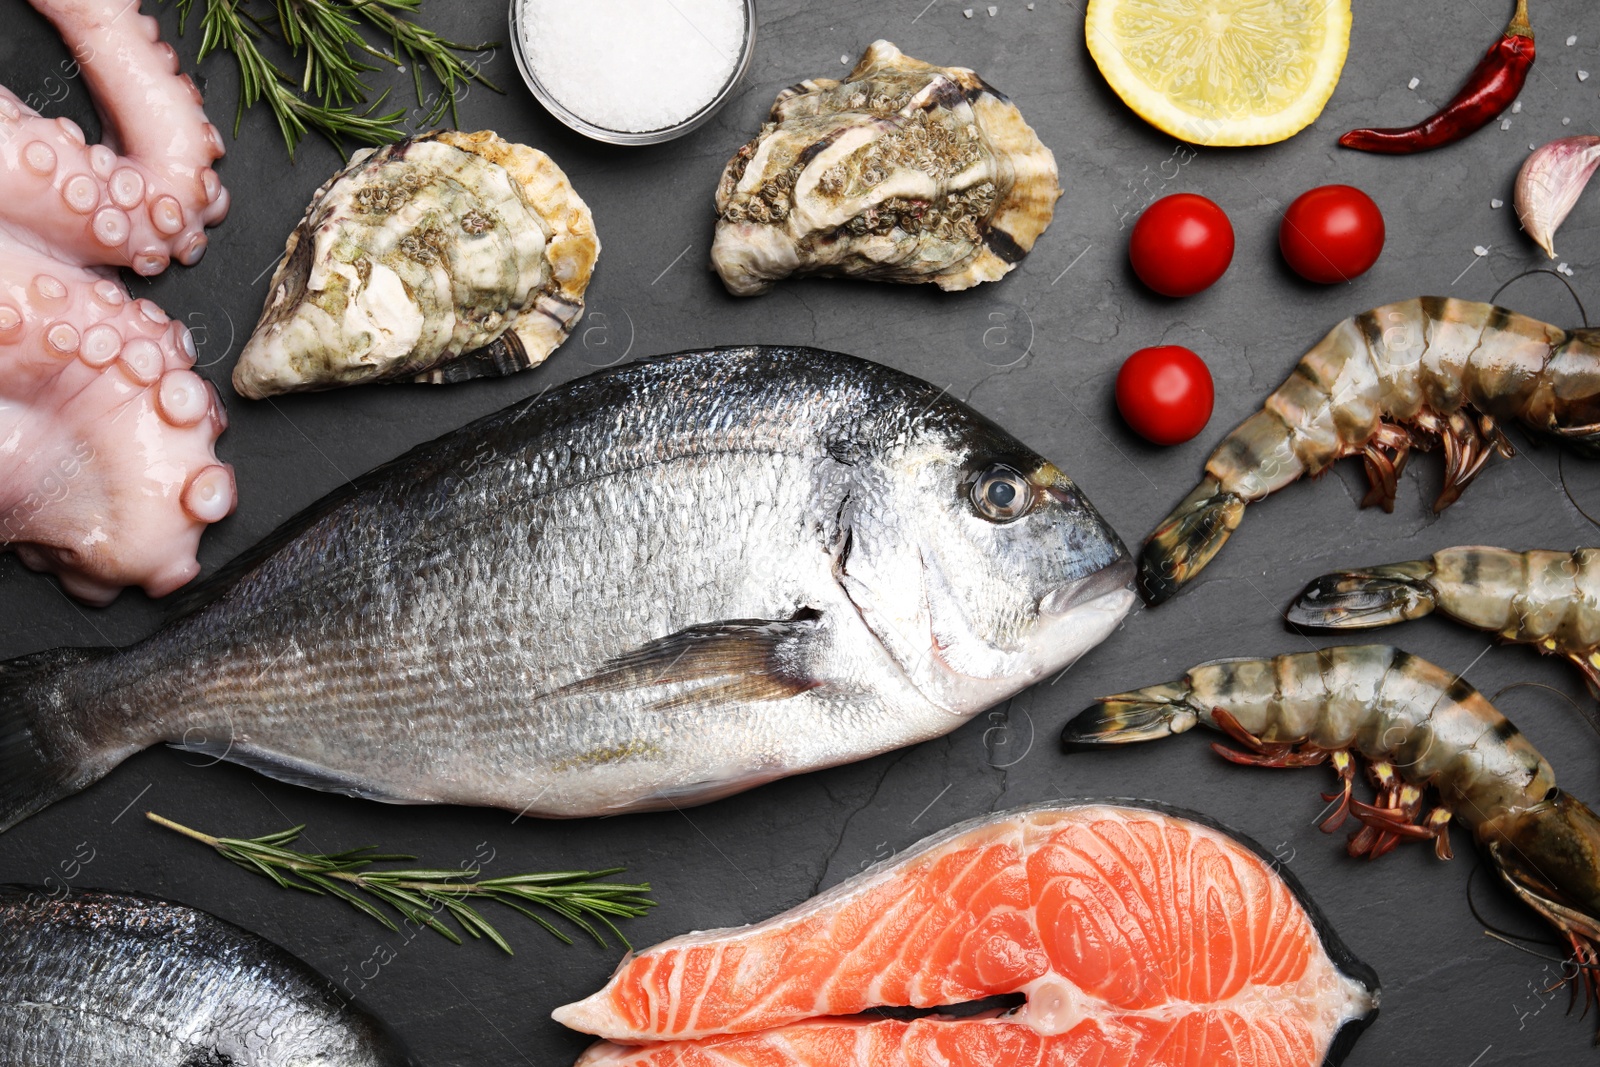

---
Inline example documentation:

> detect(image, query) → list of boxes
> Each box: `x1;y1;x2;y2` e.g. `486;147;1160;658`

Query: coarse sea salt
518;0;747;134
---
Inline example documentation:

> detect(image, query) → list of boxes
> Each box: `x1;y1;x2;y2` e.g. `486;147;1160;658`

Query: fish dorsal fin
555;609;826;711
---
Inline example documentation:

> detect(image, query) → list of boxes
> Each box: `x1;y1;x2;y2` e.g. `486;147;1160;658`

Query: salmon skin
0;347;1133;831
0;885;411;1065
554;802;1379;1067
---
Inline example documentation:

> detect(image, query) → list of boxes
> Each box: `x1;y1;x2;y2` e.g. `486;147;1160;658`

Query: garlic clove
1514;135;1600;258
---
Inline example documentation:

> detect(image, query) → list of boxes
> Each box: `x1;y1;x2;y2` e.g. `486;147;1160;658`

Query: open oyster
711;41;1060;296
233;130;598;398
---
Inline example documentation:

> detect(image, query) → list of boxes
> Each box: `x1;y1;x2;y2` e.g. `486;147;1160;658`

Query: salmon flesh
554;803;1379;1067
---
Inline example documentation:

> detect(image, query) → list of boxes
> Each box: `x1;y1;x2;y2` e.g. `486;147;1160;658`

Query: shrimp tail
1285;561;1439;629
1137;476;1245;605
1061;680;1200;746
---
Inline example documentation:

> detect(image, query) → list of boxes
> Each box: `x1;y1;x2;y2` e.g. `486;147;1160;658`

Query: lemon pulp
1086;0;1352;147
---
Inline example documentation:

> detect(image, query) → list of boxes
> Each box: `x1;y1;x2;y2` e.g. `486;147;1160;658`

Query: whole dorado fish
0;347;1133;829
0;885;410;1065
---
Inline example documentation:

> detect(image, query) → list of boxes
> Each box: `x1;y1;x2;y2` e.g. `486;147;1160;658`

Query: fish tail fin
0;646;121;833
1061;680;1200;747
1137;476;1244;606
1284;561;1438;630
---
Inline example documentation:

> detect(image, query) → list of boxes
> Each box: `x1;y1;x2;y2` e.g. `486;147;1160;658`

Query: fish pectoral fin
166;739;422;804
557;609;826;710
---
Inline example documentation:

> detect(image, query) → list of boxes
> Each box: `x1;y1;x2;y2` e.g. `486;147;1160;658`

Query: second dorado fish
0;347;1134;830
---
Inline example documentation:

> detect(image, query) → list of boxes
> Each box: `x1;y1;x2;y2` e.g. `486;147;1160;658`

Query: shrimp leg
1140;299;1600;605
1062;643;1600;1034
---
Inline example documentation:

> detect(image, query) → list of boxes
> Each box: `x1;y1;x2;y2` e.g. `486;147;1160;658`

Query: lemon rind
1085;0;1352;148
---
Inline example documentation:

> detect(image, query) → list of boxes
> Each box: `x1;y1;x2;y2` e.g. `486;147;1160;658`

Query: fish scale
0;886;410;1065
0;347;1133;829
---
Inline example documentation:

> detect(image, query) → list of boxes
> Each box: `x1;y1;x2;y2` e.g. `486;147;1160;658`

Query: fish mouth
1039;559;1137;618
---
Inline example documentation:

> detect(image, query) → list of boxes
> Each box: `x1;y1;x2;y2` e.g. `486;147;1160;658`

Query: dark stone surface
3;0;1599;1063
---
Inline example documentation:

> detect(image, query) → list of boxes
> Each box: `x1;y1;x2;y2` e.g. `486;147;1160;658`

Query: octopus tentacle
0;248;234;605
0;0;227;273
1;0;231;604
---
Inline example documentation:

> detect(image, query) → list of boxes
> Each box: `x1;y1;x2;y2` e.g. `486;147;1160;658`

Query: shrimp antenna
1490;268;1590;327
1493;268;1600;533
1557;451;1600;535
1466;859;1560;946
1480;930;1600;970
1470;862;1600;1026
1490;680;1600;739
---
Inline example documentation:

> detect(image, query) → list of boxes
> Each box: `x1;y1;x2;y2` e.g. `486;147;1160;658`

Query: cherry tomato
1128;194;1235;297
1279;185;1385;284
1115;345;1214;446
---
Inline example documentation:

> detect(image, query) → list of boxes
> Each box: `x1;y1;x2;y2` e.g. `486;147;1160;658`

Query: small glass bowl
508;0;757;146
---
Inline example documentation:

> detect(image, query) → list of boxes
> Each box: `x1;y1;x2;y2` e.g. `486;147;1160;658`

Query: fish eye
971;464;1033;522
1546;786;1562;803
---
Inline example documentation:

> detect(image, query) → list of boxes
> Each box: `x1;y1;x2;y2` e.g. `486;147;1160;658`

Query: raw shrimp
1288;547;1600;693
1140;297;1600;605
1062;644;1600;1024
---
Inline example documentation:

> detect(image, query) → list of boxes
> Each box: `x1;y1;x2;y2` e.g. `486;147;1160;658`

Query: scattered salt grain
1581;71;1592;82
1559;263;1575;276
1491;198;1503;209
518;0;747;134
841;55;849;64
988;4;997;13
1511;100;1522;113
1501;117;1513;130
1565;117;1573;126
964;7;973;15
1473;245;1489;257
1027;2;1035;8
1568;35;1579;46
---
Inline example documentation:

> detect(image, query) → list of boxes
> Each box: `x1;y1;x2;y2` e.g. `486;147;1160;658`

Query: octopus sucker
711;40;1061;296
0;0;232;605
233;129;600;398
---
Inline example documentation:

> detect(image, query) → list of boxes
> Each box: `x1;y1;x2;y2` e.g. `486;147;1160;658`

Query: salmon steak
554;803;1378;1067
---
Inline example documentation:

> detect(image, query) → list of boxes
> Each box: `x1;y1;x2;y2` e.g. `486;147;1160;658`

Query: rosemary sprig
352;0;500;128
273;0;380;106
148;812;655;953
177;0;406;158
167;0;500;159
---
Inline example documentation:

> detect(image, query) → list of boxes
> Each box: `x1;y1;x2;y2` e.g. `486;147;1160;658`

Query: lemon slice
1086;0;1351;147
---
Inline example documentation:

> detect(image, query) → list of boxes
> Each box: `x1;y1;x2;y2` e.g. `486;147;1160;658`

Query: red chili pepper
1340;0;1534;154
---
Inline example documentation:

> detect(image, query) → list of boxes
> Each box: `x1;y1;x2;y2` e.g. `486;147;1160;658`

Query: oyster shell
233;129;598;398
711;41;1060;296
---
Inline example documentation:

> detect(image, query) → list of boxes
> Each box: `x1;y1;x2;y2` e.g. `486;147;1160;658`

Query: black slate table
3;1;1599;1063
